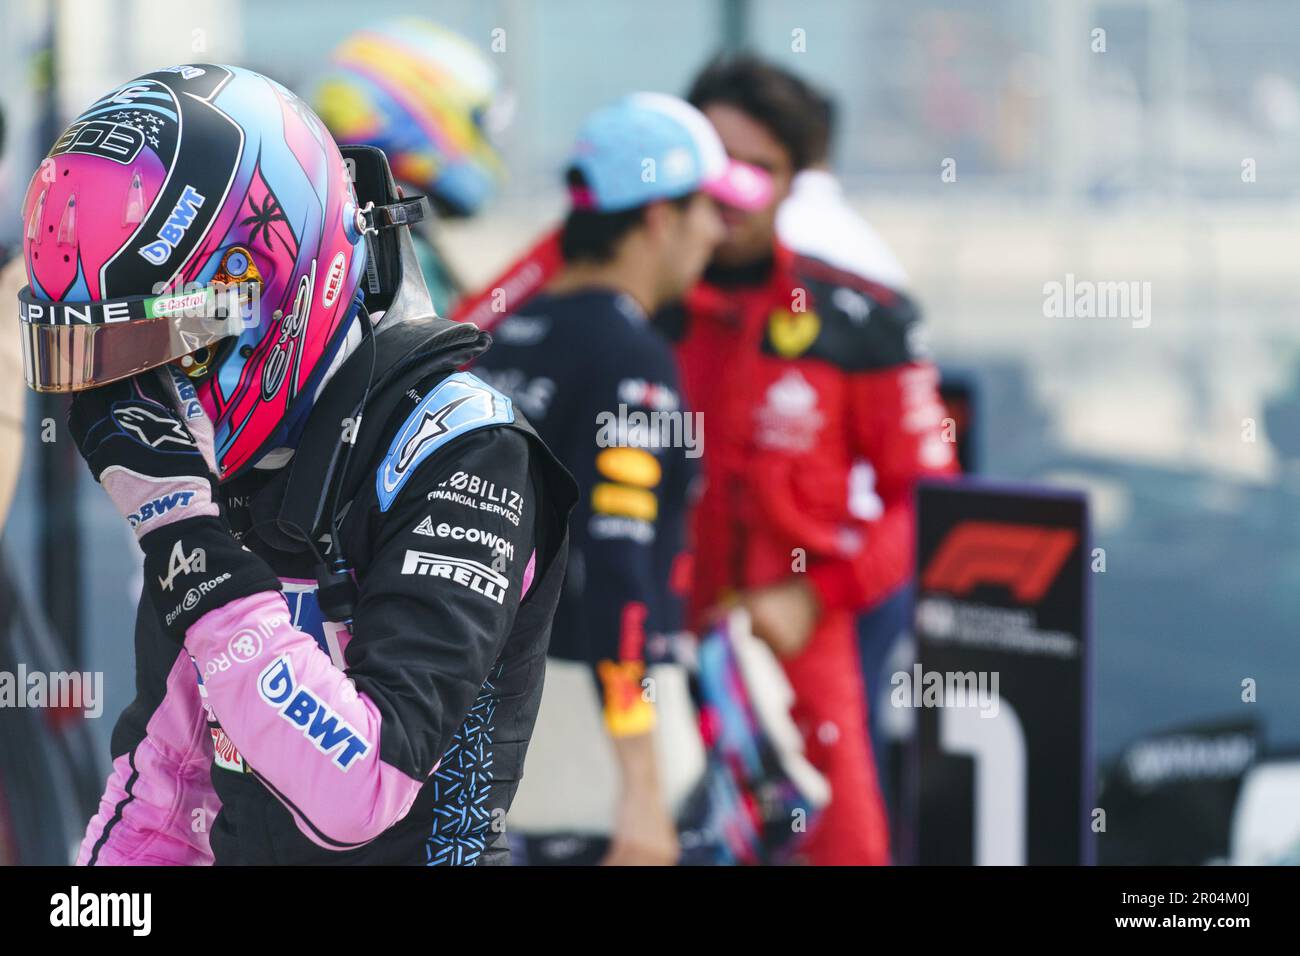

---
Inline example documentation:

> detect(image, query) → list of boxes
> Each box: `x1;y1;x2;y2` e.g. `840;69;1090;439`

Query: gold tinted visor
17;283;255;393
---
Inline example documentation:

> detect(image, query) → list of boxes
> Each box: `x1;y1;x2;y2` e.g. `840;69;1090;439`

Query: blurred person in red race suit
473;93;771;865
674;55;957;866
778;84;925;842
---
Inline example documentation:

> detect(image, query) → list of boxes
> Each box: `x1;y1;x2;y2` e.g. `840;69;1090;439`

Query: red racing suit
676;243;955;865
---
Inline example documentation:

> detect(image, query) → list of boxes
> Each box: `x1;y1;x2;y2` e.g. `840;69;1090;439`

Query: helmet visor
17;283;255;393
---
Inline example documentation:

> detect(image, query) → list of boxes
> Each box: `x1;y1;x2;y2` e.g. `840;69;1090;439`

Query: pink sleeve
78;651;220;866
182;591;424;851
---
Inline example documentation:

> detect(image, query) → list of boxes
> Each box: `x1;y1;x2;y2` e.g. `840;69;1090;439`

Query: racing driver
15;64;575;865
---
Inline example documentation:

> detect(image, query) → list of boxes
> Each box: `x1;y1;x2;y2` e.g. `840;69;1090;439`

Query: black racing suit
78;317;576;865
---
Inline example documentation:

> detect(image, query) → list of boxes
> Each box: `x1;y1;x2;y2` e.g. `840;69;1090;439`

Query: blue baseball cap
565;92;772;213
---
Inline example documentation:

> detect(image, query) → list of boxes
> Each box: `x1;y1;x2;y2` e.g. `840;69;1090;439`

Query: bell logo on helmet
138;185;207;265
321;252;347;308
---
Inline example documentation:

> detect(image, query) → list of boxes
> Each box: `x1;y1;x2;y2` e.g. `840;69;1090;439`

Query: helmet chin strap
342;144;441;320
383;207;438;322
356;194;430;233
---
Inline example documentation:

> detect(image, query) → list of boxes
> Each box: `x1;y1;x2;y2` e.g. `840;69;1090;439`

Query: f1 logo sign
921;521;1077;604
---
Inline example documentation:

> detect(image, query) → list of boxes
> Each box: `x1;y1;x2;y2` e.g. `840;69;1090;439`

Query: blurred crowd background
1;0;1298;862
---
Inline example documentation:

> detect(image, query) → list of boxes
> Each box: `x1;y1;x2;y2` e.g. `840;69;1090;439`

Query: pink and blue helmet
18;64;368;479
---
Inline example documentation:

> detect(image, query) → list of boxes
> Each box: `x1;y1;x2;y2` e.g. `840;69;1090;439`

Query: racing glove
68;366;281;641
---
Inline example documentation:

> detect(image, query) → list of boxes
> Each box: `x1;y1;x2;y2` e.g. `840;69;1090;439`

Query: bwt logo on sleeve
257;655;371;770
138;185;206;265
127;490;196;529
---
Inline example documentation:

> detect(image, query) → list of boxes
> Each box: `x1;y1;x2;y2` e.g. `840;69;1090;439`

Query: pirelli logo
400;550;511;605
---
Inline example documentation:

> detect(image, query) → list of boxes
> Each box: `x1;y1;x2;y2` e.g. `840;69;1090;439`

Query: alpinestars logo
159;541;205;592
397;397;474;473
376;373;514;512
401;550;510;604
114;406;195;449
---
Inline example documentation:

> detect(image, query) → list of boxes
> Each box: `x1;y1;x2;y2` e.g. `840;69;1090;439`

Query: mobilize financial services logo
401;550;511;605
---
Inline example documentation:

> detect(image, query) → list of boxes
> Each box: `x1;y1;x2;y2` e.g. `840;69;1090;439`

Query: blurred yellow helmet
314;19;507;216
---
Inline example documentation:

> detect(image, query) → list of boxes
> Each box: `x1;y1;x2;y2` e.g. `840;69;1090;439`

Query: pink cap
701;157;774;211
